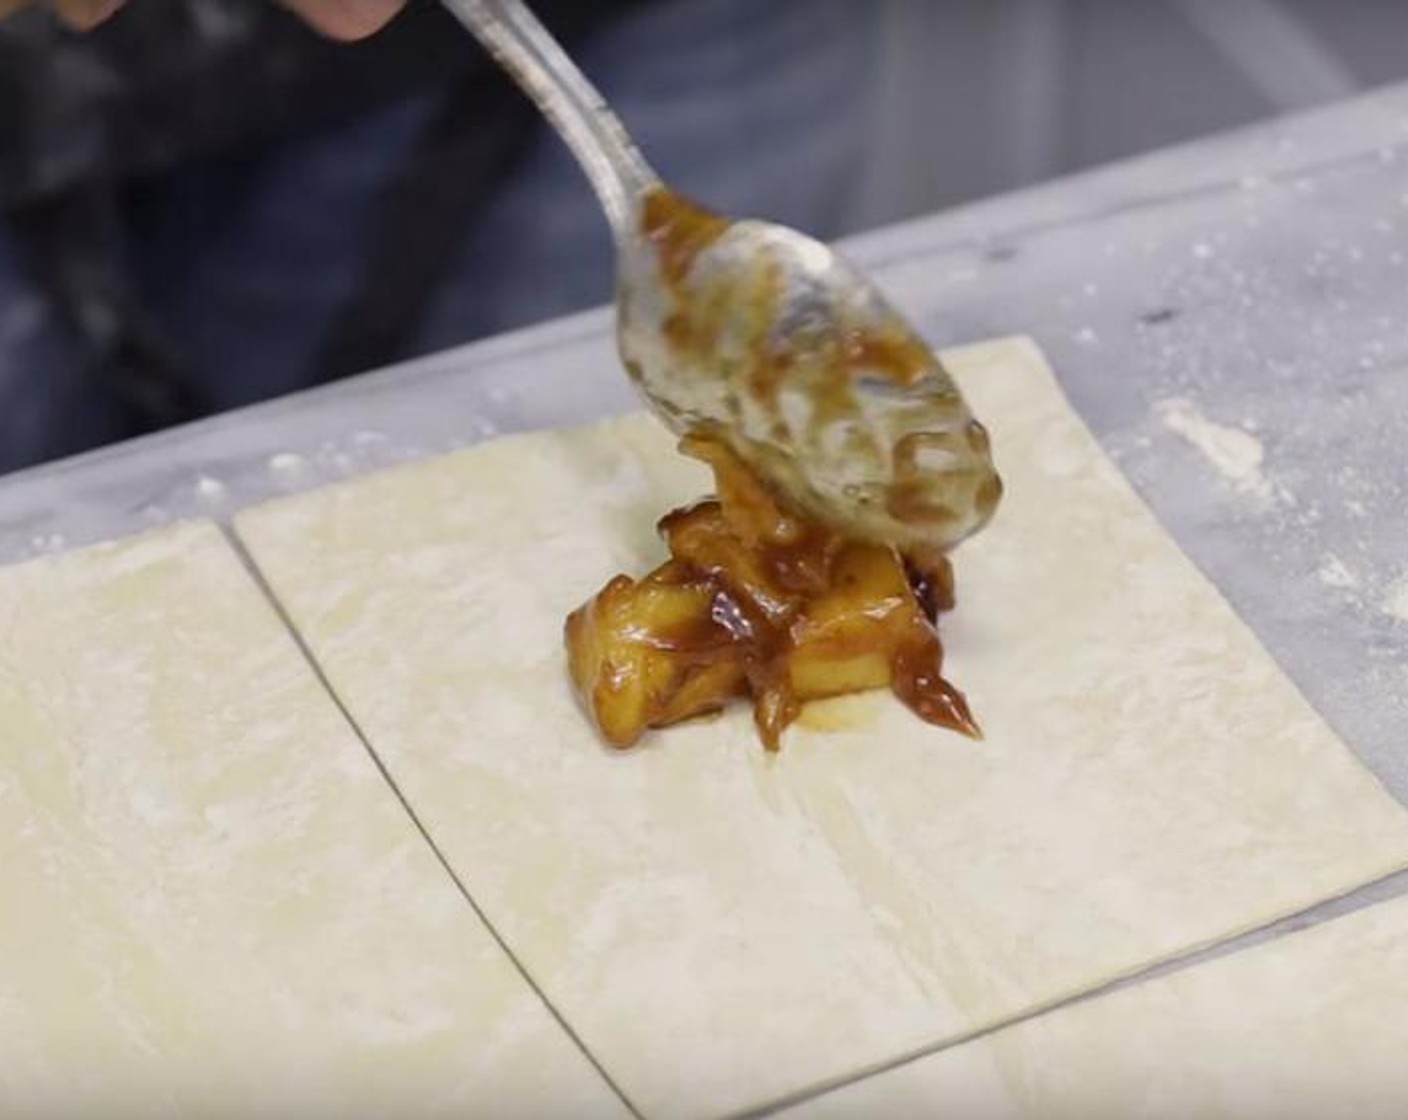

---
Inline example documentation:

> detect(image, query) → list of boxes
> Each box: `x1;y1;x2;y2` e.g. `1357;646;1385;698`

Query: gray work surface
2;81;1407;1081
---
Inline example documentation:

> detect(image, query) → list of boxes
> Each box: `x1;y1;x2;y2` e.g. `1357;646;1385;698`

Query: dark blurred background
2;0;1405;474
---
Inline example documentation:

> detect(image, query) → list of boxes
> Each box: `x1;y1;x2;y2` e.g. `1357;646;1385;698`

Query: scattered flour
1318;554;1359;590
194;475;227;502
1383;575;1408;624
27;533;66;554
268;452;306;479
1156;397;1282;506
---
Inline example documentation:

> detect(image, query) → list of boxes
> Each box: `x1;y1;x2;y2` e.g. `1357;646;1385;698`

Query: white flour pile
1155;396;1283;506
1382;575;1408;624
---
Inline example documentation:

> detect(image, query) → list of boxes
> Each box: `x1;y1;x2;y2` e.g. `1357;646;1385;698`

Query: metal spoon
440;0;1002;553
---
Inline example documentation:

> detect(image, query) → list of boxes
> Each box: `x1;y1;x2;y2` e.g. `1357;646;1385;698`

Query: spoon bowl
443;0;1002;552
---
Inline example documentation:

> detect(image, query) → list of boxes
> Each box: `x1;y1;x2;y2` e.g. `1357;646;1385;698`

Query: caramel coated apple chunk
564;437;978;750
565;561;746;748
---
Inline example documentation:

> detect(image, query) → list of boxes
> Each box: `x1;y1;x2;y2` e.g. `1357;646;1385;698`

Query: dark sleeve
0;0;496;208
0;0;642;438
0;0;488;437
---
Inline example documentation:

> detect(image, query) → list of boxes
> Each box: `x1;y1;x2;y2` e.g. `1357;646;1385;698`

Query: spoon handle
440;0;659;233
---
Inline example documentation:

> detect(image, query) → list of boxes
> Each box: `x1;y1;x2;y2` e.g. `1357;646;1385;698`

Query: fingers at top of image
50;0;125;31
278;0;407;40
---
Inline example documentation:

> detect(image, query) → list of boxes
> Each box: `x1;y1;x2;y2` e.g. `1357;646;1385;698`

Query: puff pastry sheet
0;523;623;1119
784;891;1408;1119
237;338;1408;1118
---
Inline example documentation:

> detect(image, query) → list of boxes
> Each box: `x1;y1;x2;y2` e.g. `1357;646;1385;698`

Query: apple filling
565;435;977;750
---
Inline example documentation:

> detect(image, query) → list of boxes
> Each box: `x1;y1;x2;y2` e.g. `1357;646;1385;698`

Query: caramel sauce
746;331;794;413
842;327;931;389
641;188;729;288
892;630;978;735
564;435;980;751
637;187;1000;551
581;191;992;749
904;551;956;623
646;188;792;418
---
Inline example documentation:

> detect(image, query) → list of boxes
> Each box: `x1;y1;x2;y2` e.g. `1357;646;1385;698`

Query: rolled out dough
235;337;1408;1119
782;891;1408;1119
0;522;623;1119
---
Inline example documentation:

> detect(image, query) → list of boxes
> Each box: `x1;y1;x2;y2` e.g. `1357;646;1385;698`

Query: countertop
3;82;1406;957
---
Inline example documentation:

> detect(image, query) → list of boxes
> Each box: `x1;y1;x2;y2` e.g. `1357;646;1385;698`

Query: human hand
278;0;408;40
0;0;408;38
0;0;123;30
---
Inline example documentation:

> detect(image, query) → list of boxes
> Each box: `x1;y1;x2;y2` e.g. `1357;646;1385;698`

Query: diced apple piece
660;501;798;625
788;649;893;702
565;563;744;747
784;543;925;703
566;433;975;750
655;658;748;729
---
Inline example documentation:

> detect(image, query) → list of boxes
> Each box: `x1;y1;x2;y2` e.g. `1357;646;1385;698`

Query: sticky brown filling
565;434;978;751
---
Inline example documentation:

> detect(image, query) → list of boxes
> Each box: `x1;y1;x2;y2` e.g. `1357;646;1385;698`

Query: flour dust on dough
236;337;1408;1120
